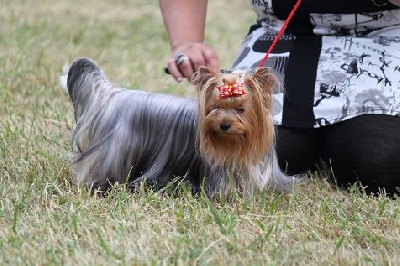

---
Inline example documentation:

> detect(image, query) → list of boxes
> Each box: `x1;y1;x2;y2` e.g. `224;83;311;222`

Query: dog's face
202;74;254;143
192;67;276;167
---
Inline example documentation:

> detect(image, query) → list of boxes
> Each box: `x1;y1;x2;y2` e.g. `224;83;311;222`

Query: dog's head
192;67;276;168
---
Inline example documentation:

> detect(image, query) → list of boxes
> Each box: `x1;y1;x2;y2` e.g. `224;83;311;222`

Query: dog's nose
219;122;231;131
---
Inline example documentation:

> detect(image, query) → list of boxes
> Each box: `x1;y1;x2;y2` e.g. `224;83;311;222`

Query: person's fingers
171;49;201;80
203;48;220;72
177;55;195;79
188;47;207;73
166;42;220;82
167;58;184;82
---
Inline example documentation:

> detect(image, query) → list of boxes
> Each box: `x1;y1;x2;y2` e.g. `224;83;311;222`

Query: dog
63;58;295;198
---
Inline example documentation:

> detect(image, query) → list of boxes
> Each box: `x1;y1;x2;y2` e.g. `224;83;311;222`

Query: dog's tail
59;63;69;92
63;58;113;120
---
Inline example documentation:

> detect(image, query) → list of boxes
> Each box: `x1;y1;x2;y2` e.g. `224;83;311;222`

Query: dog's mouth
213;129;247;140
203;117;247;137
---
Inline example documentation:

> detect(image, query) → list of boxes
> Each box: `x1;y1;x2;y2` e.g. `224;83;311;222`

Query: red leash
258;0;303;68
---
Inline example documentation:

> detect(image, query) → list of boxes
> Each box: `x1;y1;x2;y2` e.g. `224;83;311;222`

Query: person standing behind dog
159;0;400;196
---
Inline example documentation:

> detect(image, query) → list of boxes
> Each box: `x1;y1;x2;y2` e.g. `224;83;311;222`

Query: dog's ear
251;67;275;94
190;66;217;89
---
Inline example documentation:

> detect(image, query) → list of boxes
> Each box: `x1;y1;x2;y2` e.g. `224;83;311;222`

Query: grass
0;0;399;265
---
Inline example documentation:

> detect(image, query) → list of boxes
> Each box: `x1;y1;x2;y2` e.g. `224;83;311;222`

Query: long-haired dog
64;58;295;198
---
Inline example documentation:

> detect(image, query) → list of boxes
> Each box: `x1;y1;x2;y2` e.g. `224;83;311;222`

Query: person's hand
389;0;400;6
166;42;220;82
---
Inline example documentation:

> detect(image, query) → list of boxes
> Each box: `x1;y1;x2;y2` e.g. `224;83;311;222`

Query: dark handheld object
164;67;234;75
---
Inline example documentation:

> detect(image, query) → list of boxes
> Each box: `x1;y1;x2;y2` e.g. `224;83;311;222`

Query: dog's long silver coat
66;58;295;196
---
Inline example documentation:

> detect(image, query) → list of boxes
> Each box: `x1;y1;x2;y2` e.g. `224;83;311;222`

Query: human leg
275;126;323;175
324;115;400;195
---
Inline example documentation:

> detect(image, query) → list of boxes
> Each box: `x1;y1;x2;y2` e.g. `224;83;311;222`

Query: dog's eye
236;107;245;114
210;106;218;111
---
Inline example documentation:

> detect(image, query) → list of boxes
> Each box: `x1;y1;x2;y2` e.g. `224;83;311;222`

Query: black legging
276;114;400;195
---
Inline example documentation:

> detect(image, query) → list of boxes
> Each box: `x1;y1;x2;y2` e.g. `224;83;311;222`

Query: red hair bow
217;82;246;99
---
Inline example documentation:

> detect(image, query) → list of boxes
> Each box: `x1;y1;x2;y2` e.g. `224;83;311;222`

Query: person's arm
160;0;207;50
159;0;220;82
389;0;400;6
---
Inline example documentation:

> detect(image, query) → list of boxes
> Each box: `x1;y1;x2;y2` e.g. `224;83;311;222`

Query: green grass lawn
0;0;399;265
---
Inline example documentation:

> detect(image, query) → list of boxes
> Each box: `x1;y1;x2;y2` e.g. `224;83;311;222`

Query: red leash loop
258;0;303;68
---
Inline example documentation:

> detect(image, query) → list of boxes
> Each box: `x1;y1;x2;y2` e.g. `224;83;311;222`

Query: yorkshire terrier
64;58;295;198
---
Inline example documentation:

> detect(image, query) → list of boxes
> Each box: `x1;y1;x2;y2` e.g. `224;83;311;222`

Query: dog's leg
262;149;301;192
